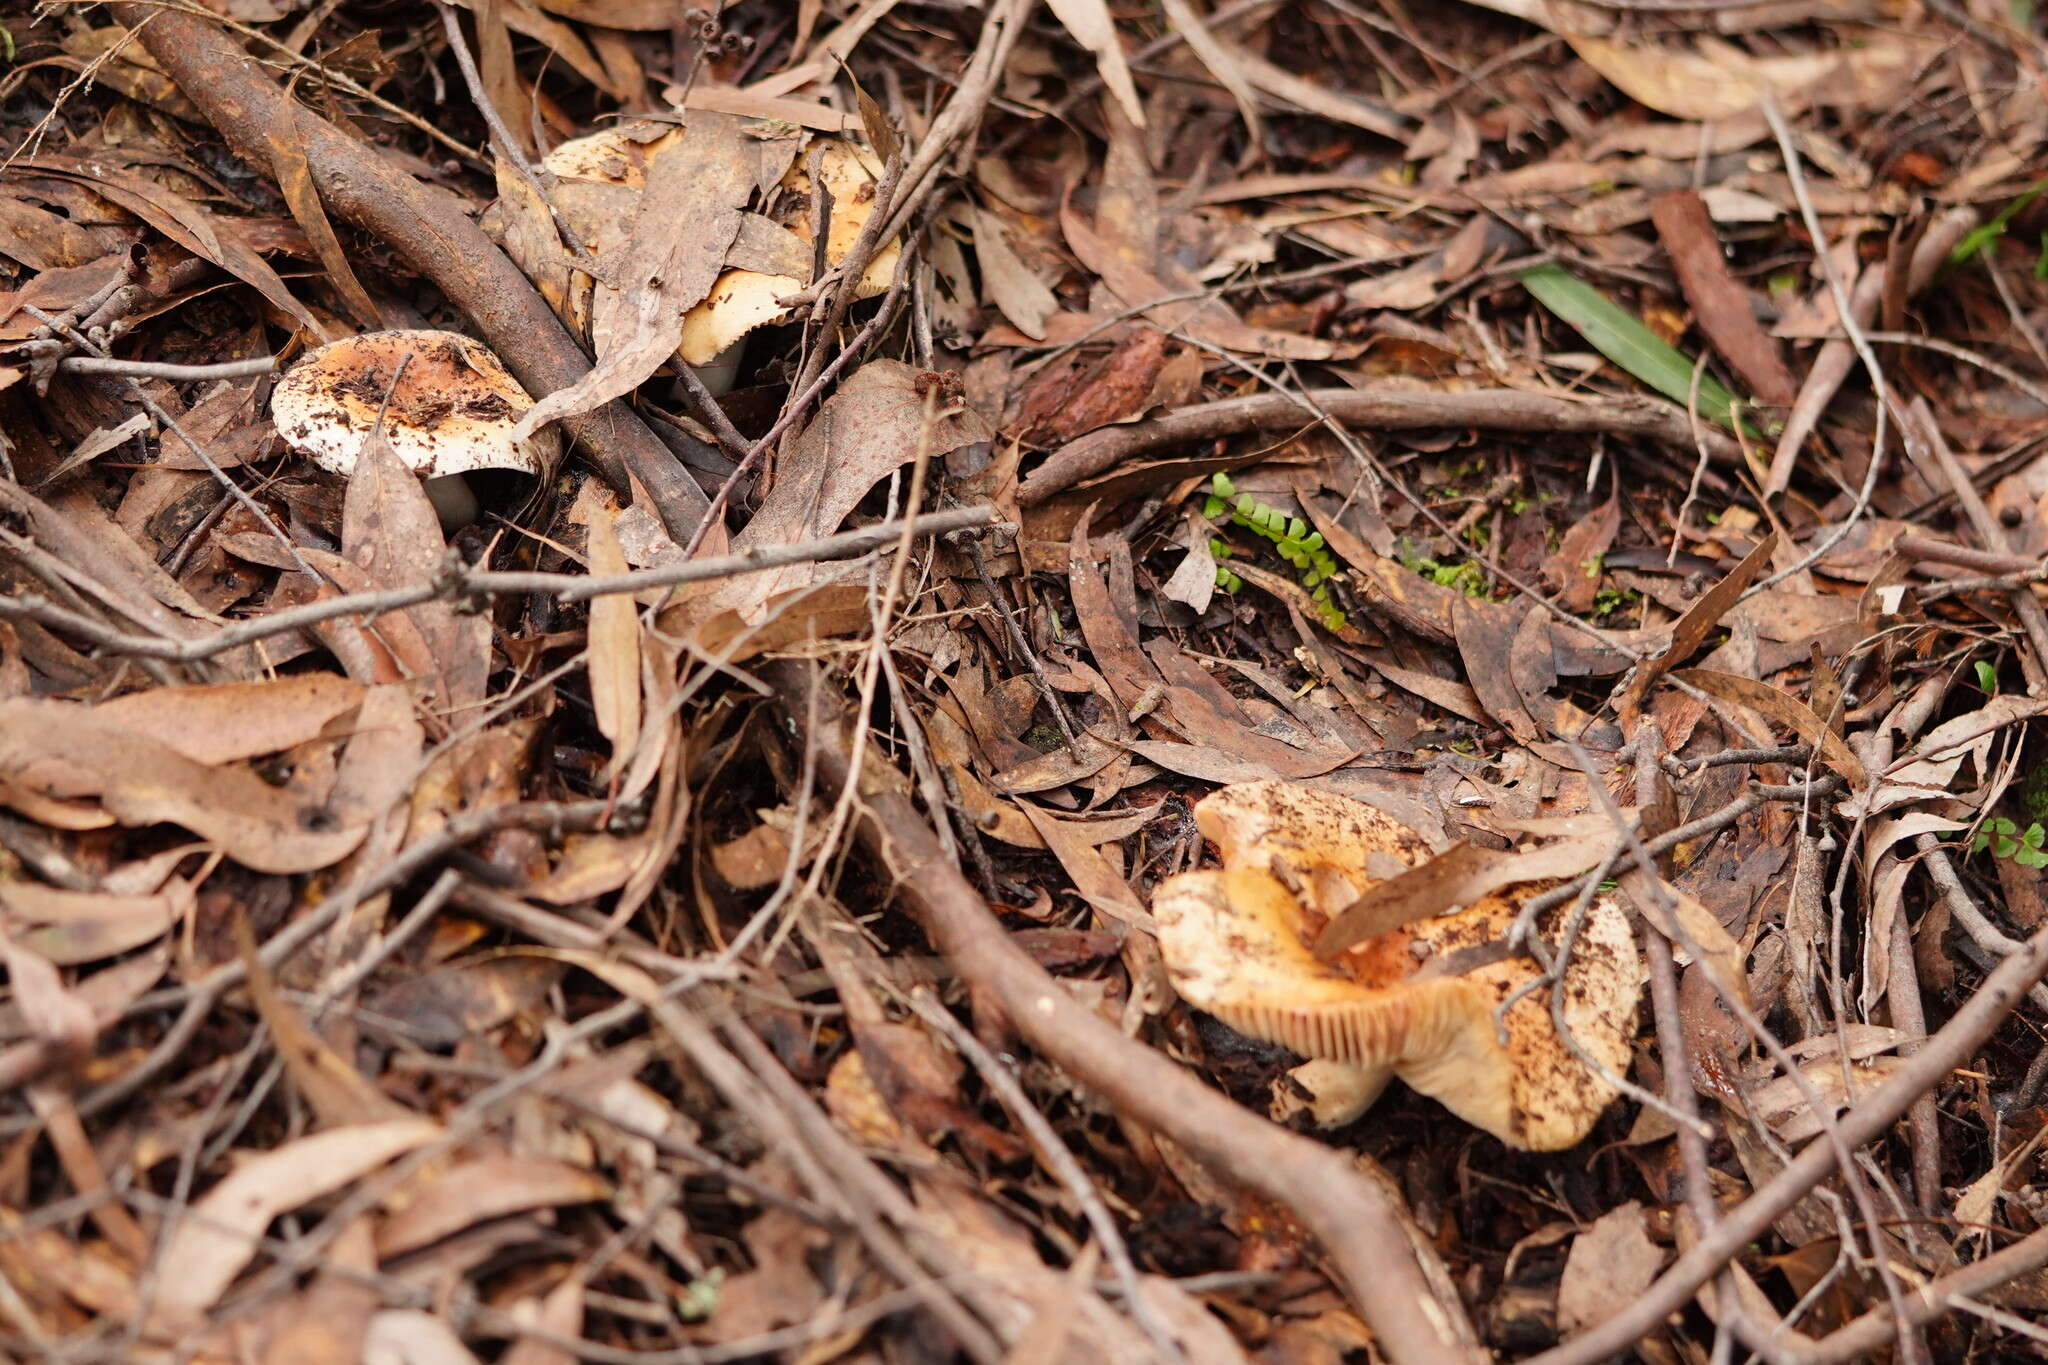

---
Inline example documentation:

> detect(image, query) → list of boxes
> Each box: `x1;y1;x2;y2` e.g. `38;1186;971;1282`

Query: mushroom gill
1153;779;1641;1151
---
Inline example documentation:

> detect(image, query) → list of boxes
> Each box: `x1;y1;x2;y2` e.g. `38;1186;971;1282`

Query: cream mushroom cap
270;330;553;481
1153;780;1641;1151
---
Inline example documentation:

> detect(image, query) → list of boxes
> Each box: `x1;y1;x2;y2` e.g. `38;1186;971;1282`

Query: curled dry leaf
0;879;192;965
1152;780;1641;1150
84;675;364;766
377;1156;609;1258
148;1118;442;1333
0;687;418;875
570;482;642;771
1565;29;1932;122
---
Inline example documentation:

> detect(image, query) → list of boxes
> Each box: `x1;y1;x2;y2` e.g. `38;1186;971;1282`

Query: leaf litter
1;1;2048;1361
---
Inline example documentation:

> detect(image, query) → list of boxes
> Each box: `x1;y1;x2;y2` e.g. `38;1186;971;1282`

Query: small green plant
1950;172;2048;267
1203;473;1345;631
1397;545;1490;599
1592;585;1640;619
1974;817;2048;869
1976;660;2000;694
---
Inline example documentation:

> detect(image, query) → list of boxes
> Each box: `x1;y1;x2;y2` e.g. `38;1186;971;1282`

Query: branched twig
1018;386;1746;506
0;505;998;663
1526;910;2048;1365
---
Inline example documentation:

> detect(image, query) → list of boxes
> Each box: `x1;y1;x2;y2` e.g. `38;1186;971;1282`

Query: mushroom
1153;780;1641;1150
486;121;900;398
270;330;556;530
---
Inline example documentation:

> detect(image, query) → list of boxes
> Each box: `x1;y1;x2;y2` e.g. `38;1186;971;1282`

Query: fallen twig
55;356;276;381
1018;386;1746;505
0;504;997;663
766;657;1490;1365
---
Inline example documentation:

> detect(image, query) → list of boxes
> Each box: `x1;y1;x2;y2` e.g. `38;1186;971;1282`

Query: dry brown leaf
500;1275;585;1365
1673;668;1868;788
510;114;761;440
241;919;411;1128
1626;533;1777;696
1015;801;1153;928
148;1119;442;1331
1316;832;1616;960
1557;1202;1665;1335
971;203;1059;341
361;955;565;1048
1044;0;1145;128
0;879;191;965
570;483;642;770
363;1310;484;1365
14;153;326;339
713;361;991;612
0;696;411;874
1543;494;1619;614
378;1157;608;1257
261;1218;377;1365
1565;30;1930;122
265;97;379;331
343;426;491;714
87;675;364;766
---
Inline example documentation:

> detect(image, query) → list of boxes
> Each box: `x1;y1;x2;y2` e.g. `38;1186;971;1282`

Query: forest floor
2;0;2048;1361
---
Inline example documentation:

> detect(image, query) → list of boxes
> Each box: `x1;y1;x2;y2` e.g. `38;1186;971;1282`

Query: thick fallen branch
0;504;995;664
1527;912;2048;1365
106;3;711;543
766;657;1488;1365
1017;386;1745;505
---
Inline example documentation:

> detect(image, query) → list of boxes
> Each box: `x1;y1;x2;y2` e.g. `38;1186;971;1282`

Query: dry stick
703;1009;1007;1364
765;658;1489;1365
1906;400;2048;683
433;1;598;273
873;0;1032;249
1017;387;1745;506
107;1;711;542
1803;1225;2048;1365
0;504;996;663
1897;533;2040;575
1626;732;1781;1361
55;356;276;380
1526;911;2048;1365
904;989;1183;1363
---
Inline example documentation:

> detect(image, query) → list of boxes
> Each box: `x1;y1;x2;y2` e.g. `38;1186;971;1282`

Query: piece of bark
1650;190;1798;407
106;3;710;542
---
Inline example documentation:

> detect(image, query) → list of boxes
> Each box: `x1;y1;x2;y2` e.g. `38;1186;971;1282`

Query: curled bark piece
106;3;710;542
1018;386;1745;506
765;658;1489;1365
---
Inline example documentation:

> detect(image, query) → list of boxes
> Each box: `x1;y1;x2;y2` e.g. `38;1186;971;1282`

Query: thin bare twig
0;505;998;663
54;356;276;381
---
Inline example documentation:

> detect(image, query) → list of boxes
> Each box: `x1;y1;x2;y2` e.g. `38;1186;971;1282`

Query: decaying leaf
149;1119;442;1331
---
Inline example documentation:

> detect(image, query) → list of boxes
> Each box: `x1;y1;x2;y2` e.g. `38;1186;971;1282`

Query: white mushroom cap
270;330;554;481
1153;780;1642;1151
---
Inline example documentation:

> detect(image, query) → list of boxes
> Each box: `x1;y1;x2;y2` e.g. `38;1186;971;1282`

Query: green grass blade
1520;262;1748;433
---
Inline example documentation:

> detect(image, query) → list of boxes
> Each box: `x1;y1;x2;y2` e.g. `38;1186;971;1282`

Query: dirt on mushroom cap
269;329;549;479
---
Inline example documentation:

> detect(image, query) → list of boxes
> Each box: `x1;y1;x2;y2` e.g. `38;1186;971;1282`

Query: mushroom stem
689;338;749;399
422;474;482;531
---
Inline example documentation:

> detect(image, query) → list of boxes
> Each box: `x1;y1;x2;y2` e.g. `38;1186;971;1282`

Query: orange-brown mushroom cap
1154;780;1641;1151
